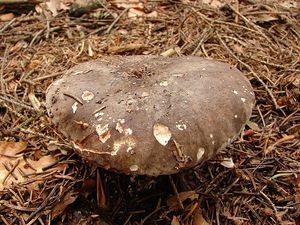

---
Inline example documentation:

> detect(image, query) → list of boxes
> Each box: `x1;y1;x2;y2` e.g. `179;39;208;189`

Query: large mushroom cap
46;56;255;176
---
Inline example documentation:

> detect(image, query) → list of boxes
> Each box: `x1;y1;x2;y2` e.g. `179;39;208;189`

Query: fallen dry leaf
167;191;199;211
0;13;14;21
265;135;295;155
9;41;28;53
220;157;235;168
28;92;41;110
171;216;181;225
112;0;143;9
193;208;209;225
51;192;77;218
0;141;65;191
27;59;42;70
0;141;27;157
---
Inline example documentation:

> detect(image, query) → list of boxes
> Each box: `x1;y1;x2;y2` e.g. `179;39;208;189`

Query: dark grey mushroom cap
45;56;255;176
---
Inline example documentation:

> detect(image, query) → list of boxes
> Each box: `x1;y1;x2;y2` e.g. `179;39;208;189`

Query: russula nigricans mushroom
45;56;255;176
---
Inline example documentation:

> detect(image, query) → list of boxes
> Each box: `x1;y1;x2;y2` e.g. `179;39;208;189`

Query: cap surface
45;56;255;176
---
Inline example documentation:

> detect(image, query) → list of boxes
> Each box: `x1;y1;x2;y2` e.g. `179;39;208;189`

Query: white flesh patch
241;97;246;102
234;115;238;118
153;123;172;146
233;90;238;95
209;134;213;139
176;124;187;131
159;80;168;87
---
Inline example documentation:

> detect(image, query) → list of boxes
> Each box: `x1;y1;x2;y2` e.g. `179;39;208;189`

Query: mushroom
45;56;255;176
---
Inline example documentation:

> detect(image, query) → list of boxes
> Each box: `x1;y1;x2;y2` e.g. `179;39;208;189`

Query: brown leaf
0;141;27;157
0;13;14;21
171;216;181;225
51;192;77;219
265;135;295;155
27;59;41;70
0;141;65;191
9;41;27;53
193;208;209;225
167;191;199;211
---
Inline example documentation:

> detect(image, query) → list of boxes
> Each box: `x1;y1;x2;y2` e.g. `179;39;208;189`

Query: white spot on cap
228;138;231;143
159;80;168;87
95;112;104;117
124;128;133;135
126;146;133;153
176;124;187;131
96;124;109;136
81;90;94;102
118;119;125;124
234;115;238;118
153;123;172;146
202;68;206;70
250;92;254;96
130;165;139;171
209;134;213;139
197;148;205;161
241;98;246;102
116;122;123;133
72;102;78;114
212;141;215;145
95;124;110;143
233;90;238;95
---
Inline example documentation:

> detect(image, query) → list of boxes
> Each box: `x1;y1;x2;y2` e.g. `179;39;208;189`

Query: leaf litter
0;0;300;224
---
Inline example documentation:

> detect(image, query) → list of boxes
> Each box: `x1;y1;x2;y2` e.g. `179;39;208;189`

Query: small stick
63;92;83;105
93;106;106;115
33;72;63;82
168;175;184;210
0;18;16;33
234;0;240;24
260;190;278;214
2;159;20;184
228;5;274;46
0;45;8;94
105;8;129;34
0;95;37;111
0;215;10;225
217;33;280;109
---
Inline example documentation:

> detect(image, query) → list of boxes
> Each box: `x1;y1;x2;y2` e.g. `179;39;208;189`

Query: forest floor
0;0;299;224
